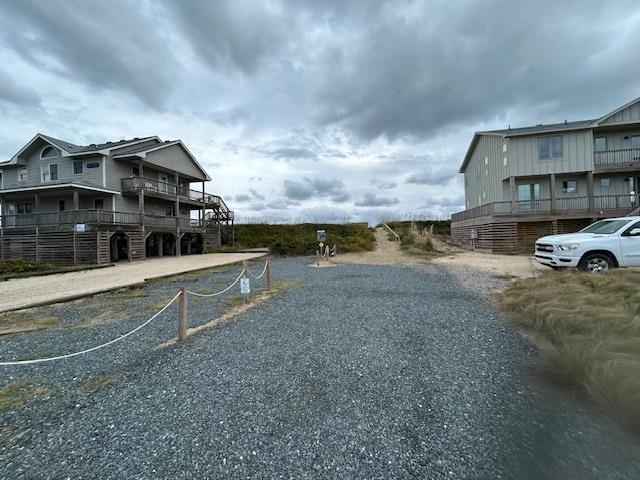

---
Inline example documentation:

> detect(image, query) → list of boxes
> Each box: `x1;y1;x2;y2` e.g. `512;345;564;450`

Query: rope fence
0;256;272;366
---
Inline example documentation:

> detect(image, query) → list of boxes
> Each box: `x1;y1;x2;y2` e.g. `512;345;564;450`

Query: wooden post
587;172;594;212
266;256;272;291
549;173;556;212
35;226;39;262
243;260;250;303
73;228;77;265
509;176;516;213
178;288;187;341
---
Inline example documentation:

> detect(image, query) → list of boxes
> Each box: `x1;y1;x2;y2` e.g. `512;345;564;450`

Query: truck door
619;220;640;267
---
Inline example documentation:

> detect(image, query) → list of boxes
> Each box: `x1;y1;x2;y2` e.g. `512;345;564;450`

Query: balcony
0;209;206;232
594;148;640;172
451;193;640;222
121;176;234;221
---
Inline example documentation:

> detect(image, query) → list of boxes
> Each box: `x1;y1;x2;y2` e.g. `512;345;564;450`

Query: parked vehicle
534;217;640;272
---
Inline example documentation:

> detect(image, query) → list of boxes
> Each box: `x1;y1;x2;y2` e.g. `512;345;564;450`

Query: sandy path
335;226;546;279
333;227;423;266
0;253;266;312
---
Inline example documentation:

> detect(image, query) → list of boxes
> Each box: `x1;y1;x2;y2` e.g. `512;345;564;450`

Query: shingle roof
479;119;597;137
40;134;157;154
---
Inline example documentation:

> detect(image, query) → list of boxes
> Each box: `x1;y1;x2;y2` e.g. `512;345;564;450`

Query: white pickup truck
534;216;640;272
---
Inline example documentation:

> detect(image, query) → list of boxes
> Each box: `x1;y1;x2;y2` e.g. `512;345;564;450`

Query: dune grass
499;269;640;433
228;223;376;255
385;221;449;256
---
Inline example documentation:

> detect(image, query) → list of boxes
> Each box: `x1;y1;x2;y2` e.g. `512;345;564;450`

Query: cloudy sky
0;0;639;223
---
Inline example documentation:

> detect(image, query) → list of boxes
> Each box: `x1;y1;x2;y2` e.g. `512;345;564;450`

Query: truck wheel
578;253;614;273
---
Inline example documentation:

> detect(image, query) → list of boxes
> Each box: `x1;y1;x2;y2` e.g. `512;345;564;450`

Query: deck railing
0;209;208;231
594;148;640;167
121;176;234;221
451;194;640;222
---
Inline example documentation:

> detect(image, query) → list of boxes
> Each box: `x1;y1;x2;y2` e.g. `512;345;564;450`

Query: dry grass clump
0;380;50;413
397;222;437;255
499;269;640;432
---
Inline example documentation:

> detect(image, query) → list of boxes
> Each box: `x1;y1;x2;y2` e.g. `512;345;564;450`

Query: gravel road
1;257;639;479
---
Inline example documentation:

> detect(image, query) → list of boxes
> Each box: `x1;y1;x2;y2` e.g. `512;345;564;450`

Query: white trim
112;140;211;181
7;133;71;165
102;156;106;187
0;183;120;195
596;97;640;126
40;145;59;159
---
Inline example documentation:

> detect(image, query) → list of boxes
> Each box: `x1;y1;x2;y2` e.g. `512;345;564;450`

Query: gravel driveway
1;257;639;479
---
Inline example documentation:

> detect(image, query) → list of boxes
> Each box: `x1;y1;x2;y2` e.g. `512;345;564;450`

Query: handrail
451;193;640;221
594;147;640;167
382;222;400;241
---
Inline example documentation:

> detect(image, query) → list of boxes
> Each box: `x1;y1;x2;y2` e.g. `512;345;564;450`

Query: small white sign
75;224;86;233
240;278;251;295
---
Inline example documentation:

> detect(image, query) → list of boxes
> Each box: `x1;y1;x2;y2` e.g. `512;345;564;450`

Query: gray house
0;134;233;263
451;97;640;252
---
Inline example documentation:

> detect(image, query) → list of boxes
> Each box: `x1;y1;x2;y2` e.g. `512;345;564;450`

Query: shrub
499;269;640;433
231;223;375;256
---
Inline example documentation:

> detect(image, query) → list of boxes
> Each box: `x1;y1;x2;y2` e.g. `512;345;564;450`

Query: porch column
549;174;556;212
138;158;145;226
158;235;163;257
587;172;594;212
34;192;40;211
175;172;181;256
201;181;206;229
509;176;516;213
73;190;79;210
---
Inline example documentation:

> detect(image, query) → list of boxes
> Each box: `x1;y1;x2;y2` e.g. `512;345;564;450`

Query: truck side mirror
628;228;640;236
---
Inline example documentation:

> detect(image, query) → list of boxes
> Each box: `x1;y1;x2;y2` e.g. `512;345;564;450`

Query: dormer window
41;146;59;158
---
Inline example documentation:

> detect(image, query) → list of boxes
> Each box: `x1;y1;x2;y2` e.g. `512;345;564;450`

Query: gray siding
599;100;640;126
0;150;105;190
104;156;136;192
507;129;594;177
592;127;640;150
145;144;206;180
463;135;506;208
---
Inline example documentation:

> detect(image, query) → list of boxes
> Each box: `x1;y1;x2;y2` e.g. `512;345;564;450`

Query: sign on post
75;224;86;233
316;229;326;242
240;277;251;295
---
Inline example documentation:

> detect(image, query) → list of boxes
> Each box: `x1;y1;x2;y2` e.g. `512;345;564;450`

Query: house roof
1;134;211;180
459;97;640;172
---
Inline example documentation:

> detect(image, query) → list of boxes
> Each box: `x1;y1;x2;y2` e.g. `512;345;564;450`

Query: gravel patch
1;257;639;478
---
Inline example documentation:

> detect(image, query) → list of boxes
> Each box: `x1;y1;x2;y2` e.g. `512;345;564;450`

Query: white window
16;202;33;214
41;146;59;158
503;156;508;167
594;137;607;152
502;142;508;153
484;157;489;176
518;184;540;201
538;136;563;160
562;180;577;193
600;178;610;188
73;160;83;175
41;164;58;182
18;167;27;181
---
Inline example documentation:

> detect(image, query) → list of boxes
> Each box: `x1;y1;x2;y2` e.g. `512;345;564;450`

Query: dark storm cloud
406;168;457;186
0;71;40;107
0;0;177;107
312;0;640;140
355;193;399;207
370;179;397;190
165;0;289;75
269;147;317;161
283;177;349;203
249;188;265;201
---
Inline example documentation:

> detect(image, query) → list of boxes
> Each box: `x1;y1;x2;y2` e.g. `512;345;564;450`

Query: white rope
0;291;182;366
186;268;246;297
247;259;269;280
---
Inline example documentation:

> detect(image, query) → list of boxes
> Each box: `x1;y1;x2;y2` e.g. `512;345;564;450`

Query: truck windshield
580;219;630;234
